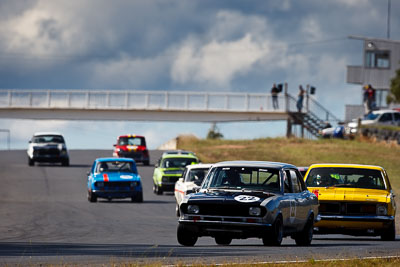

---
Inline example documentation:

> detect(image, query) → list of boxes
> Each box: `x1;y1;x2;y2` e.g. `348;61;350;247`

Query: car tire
154;183;163;195
262;216;283;246
294;215;314;246
132;192;143;203
381;220;396;241
28;157;34;166
88;191;97;203
177;224;197;246
214;236;232;245
61;159;69;166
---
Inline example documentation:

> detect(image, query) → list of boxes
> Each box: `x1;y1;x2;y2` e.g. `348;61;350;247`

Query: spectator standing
271;83;279;109
363;85;369;114
296;85;305;112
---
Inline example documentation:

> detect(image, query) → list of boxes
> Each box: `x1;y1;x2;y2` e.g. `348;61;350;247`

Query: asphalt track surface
0;150;399;265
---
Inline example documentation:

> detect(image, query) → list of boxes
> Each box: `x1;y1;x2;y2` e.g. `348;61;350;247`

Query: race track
0;150;399;265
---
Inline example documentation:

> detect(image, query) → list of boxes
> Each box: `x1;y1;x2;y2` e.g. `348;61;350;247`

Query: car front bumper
92;189;142;199
179;215;271;238
315;215;395;233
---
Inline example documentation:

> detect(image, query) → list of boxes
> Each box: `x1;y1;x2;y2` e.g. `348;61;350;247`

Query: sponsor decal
120;175;133;179
234;195;260;203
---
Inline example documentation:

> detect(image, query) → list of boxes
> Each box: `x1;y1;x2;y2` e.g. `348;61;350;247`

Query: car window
207;167;280;192
394;113;400;121
283;171;291;193
305;167;385;189
162;158;197;168
32;135;65;143
290;170;303;193
96;161;137;173
186;168;209;186
379;113;393;122
364;113;379;120
118;137;145;146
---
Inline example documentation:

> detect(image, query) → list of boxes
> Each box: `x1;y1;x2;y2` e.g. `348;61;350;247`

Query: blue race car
87;157;143;202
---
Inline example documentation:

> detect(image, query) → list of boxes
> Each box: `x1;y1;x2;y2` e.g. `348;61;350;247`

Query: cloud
171;11;290;89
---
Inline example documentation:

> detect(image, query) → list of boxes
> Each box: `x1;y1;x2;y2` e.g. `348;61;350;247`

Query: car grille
34;148;60;156
162;176;179;183
96;181;134;188
182;204;266;217
319;201;377;216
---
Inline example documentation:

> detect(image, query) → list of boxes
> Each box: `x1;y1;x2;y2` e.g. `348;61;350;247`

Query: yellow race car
304;163;396;240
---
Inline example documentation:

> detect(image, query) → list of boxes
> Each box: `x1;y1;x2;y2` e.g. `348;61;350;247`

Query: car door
290;169;310;228
281;169;298;232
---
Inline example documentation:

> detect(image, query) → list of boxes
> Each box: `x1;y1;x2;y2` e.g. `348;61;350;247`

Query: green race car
153;151;199;195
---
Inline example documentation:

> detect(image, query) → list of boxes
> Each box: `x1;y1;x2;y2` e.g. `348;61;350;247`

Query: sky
0;0;400;150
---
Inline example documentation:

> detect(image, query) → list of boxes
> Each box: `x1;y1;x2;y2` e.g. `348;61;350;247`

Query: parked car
346;110;400;136
87;157;143;203
153;151;199;195
177;161;319;246
174;163;212;216
113;135;149;165
27;132;69;166
304;163;396;240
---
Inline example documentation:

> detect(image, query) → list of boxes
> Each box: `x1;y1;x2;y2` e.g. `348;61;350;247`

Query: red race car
113;135;150;165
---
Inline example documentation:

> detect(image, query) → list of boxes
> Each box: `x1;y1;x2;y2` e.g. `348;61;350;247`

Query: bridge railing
0;89;290;113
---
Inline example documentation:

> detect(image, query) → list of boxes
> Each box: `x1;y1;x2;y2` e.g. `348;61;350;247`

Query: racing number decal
289;200;296;223
234;195;260;203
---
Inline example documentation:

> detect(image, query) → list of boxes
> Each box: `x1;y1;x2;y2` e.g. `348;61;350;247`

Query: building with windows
345;36;400;121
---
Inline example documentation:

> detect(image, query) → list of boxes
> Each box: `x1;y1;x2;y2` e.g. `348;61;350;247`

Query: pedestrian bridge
0;89;300;122
0;89;340;137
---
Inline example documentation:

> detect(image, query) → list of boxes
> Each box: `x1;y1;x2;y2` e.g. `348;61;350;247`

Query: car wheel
294;215;314;246
28;157;34;166
61;159;69;166
381;221;396;241
214;236;232;245
263;216;283;246
154;183;163;195
177;224;197;246
132;192;143;203
176;203;180;217
88;191;97;203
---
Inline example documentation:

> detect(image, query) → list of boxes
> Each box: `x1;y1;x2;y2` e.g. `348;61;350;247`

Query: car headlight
130;181;139;187
187;205;200;214
249;207;261;216
376;204;387;216
96;182;104;187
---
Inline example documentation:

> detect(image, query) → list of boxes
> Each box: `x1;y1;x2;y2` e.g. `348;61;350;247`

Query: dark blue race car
87;157;143;202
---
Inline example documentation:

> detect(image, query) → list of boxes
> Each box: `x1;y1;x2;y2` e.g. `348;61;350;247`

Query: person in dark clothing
271;83;279;109
296;85;305;112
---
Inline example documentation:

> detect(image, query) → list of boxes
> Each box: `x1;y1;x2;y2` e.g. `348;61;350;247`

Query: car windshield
162;158;197;168
364;113;379;120
186;168;209;186
118;137;145;146
96;161;137;173
32;135;64;143
305;167;385;189
204;166;280;192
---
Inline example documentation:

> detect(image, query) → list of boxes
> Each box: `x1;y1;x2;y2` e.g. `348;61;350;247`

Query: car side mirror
155;163;159;167
28;140;31;143
194;186;200;193
86;171;90;176
178;178;184;183
113;144;117;147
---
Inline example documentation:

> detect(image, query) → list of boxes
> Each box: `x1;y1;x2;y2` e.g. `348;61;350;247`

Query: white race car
174;164;212;216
